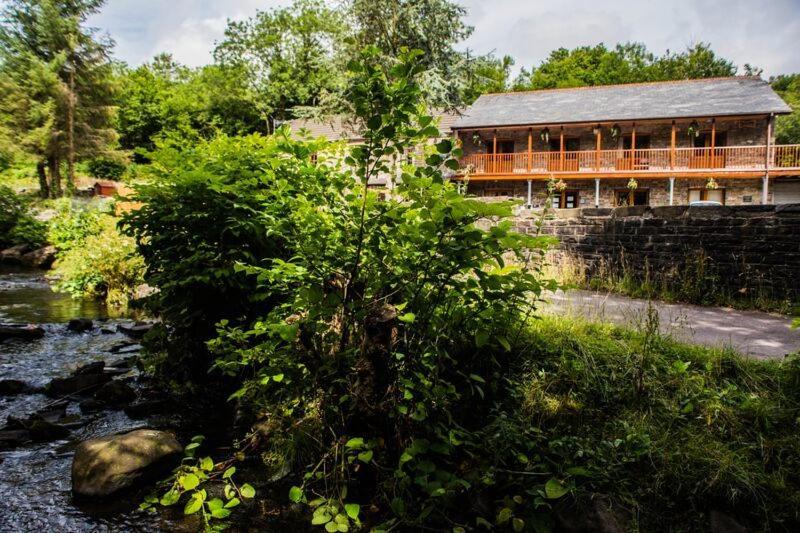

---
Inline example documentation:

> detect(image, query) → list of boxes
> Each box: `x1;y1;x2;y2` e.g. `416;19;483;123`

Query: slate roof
452;77;791;130
287;110;460;141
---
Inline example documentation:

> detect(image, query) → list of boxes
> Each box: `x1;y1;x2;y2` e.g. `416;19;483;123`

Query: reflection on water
0;266;176;532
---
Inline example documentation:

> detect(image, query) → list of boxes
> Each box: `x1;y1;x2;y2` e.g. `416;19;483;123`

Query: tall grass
509;315;800;530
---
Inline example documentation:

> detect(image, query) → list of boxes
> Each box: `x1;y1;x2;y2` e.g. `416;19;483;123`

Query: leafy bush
0;185;47;248
47;198;104;250
124;48;555;529
48;199;144;305
86;157;127;180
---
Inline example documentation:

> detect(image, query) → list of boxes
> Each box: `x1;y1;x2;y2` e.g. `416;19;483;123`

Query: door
773;180;800;204
615;189;649;206
487;140;515;173
622;135;650;169
548;138;580;171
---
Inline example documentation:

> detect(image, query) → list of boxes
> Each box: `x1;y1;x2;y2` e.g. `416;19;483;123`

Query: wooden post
559;126;565;171
710;119;716;168
631;123;636;168
763;114;774;204
595;126;601;171
527;127;532;173
492;130;497;174
670;121;676;169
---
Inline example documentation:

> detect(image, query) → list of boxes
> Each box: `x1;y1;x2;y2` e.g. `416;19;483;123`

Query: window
554;190;580;209
689;188;726;204
615;189;649;206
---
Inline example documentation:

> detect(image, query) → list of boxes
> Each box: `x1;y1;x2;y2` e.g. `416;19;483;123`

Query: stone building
451;77;800;207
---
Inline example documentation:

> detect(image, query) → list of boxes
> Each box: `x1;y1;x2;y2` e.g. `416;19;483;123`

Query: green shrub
50;214;144;305
0;185;47;248
86;157;127;180
47;198;103;251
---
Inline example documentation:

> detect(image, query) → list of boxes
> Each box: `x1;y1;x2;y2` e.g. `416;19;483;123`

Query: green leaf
344;437;365;449
225;497;241;508
468;373;485;383
512;517;525;532
345;503;360;520
207;498;224;511
398;312;416;323
223;466;236;479
200;456;214;471
159;490;180;506
325;521;340;533
357;450;373;462
240;483;256;499
497;507;513;524
475;330;489;347
312;513;332;525
180;473;200;490
545;477;569;499
184;494;204;515
211;508;231;519
272;373;285;382
288;485;303;503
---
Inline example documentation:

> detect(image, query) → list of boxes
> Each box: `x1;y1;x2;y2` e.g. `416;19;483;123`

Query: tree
461;53;514;103
347;0;474;108
772;74;800;144
0;0;117;197
213;0;348;129
513;42;737;91
116;54;264;157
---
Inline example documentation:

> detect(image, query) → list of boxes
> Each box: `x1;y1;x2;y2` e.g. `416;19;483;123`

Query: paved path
544;290;799;360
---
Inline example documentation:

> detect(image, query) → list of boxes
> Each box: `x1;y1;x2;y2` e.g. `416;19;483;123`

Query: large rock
28;418;70;442
46;372;112;397
20;245;56;269
0;379;37;395
67;318;94;332
0;324;45;341
0;244;30;264
118;322;153;339
93;380;137;405
71;429;183;497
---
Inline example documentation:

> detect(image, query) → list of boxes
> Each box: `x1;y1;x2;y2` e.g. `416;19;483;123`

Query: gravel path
544;290;799;360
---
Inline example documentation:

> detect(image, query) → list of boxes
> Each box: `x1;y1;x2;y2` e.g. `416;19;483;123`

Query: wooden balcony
458;145;800;180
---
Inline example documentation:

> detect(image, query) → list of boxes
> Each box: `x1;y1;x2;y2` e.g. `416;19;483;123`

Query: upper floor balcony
458;144;800;180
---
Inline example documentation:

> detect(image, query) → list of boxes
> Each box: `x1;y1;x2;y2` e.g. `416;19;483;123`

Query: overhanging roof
452;77;791;130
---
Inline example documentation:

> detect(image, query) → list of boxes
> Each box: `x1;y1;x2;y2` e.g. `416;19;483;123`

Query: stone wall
513;204;800;300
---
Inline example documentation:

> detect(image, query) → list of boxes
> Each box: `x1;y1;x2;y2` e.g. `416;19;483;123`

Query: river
0;266;185;532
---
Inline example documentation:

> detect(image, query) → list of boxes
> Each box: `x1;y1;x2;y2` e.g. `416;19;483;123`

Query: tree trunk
36;160;50;199
66;68;76;195
48;156;62;198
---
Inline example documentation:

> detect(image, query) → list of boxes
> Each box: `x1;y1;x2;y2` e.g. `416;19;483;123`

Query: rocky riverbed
0;266;185;532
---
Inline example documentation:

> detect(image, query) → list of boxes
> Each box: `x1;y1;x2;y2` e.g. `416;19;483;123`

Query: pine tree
0;0;117;197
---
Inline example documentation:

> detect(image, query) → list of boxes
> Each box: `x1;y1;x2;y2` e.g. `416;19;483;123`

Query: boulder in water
74;361;105;375
93;380;137;406
0;244;30;264
118;323;153;339
0;379;37;395
67;318;94;332
0;324;45;341
20;245;56;269
71;429;183;497
46;372;112;397
28;418;70;442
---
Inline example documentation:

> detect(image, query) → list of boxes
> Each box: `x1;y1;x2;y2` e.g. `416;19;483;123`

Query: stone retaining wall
512;204;800;300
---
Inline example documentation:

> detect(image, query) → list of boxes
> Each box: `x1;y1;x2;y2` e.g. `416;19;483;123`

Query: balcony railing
459;144;800;176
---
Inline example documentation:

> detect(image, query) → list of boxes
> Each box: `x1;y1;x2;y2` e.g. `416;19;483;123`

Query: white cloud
88;0;800;76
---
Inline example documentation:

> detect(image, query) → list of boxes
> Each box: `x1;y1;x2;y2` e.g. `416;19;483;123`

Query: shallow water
0;266;178;532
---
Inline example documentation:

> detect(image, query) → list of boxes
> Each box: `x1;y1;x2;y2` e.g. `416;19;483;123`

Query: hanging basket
610;124;621;140
540;128;550;143
687;121;701;138
706;177;719;190
627;178;638;190
471;133;484;147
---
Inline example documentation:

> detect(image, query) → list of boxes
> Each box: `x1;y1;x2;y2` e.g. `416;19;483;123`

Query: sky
86;0;800;77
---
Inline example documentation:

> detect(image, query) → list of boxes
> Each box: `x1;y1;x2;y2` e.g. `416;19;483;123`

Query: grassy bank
510;314;800;531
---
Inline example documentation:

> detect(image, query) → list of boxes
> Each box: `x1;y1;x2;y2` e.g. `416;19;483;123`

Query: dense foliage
0;185;47;248
48;199;144;306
